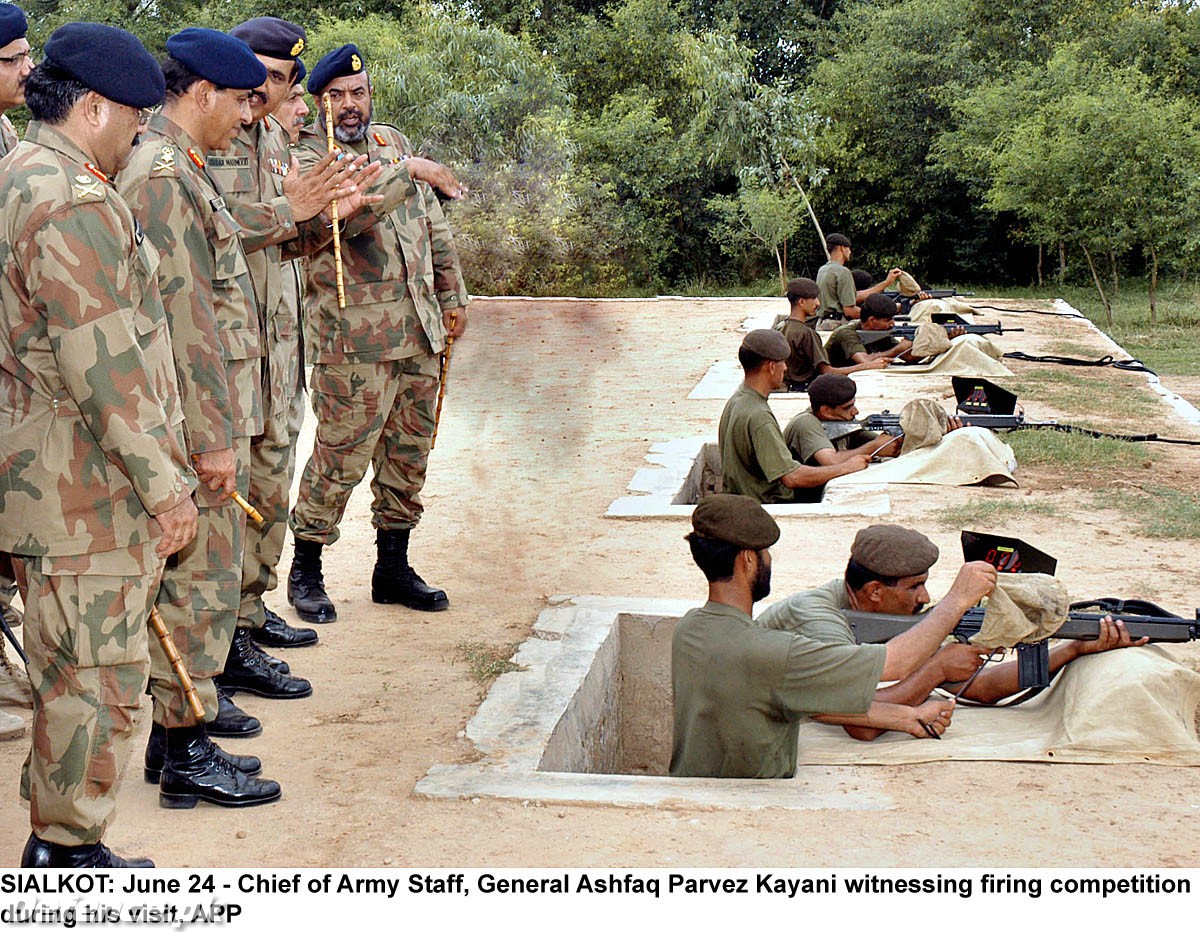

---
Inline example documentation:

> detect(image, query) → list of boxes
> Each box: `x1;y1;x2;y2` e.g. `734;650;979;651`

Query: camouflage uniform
0;112;17;155
0;113;23;641
207;116;312;631
0;122;196;845
289;123;469;543
119;114;263;726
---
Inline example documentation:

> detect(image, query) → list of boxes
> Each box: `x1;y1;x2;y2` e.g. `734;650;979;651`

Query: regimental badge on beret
291;37;304;56
351;53;362;71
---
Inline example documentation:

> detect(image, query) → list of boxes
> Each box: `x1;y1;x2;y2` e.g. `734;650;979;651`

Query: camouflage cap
691;494;780;550
43;23;164;109
0;3;27;47
229;17;306;60
851;525;939;577
307;43;365;97
741;328;789;361
786;277;818;301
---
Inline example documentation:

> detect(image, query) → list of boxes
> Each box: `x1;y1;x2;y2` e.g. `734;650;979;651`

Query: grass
1008;368;1161;420
935;499;1060;530
1006;430;1155;471
1090;486;1200;539
454;640;526;697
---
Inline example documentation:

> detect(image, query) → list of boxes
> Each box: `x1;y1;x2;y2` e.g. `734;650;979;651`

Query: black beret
691;494;780;550
167;28;267;91
851;525;939;577
807;373;856;412
43;23;164;109
826;233;852;249
741;328;789;361
307;43;365;97
860;293;898;320
229;17;305;60
0;3;27;48
786;277;818;301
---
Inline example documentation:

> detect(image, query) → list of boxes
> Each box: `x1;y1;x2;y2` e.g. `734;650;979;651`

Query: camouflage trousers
150;436;249;727
290;355;439;545
238;386;305;630
0;550;20;627
16;542;162;846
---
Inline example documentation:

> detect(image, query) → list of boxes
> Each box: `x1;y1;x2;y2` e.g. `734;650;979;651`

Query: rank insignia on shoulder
209;195;227;213
73;173;105;201
373;132;388;146
186;148;205;169
151;145;177;175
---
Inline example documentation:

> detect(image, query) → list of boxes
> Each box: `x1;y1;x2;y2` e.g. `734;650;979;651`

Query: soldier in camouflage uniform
0;4;35;740
211;18;375;668
119;28;288;810
0;23;199;868
288;45;469;621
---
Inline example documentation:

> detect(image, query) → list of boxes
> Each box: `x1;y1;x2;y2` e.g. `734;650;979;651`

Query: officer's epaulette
71;167;107;203
150;143;179;177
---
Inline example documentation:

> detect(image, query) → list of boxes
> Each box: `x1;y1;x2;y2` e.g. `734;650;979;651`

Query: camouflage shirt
207;116;322;420
119;114;264;449
293;122;469;364
0;114;17;158
0;122;196;557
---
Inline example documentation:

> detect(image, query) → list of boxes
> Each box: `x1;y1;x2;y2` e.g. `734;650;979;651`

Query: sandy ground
3;295;1200;868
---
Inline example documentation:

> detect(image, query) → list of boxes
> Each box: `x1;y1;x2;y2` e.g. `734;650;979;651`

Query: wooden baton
322;92;347;311
148;605;206;721
431;311;458;451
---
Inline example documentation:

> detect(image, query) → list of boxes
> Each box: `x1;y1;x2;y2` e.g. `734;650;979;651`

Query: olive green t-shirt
816;261;855;325
783;411;880;466
757;579;859;645
825;324;900;368
774;318;828;389
670;600;887;778
718;383;804;504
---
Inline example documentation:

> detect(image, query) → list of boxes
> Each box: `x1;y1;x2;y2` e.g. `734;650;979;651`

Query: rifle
844;599;1200;690
882;289;974;313
858;320;1021;346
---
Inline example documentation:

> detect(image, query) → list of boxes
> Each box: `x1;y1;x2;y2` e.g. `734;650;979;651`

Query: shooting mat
824;426;1017;487
794;645;1200;766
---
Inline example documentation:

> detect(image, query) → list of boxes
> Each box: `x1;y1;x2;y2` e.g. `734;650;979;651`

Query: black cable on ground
1002;350;1156;376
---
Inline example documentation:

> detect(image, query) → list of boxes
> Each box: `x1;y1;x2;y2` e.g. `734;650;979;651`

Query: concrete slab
414;597;895;812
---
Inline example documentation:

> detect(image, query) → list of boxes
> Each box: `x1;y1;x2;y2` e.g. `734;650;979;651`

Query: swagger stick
431;311;458;450
230;491;264;526
148;605;205;720
322;92;346;311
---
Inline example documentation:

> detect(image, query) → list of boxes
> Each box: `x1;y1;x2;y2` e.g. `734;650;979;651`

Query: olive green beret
851;525;939;577
691;494;780;550
786;277;818;300
741;328;789;361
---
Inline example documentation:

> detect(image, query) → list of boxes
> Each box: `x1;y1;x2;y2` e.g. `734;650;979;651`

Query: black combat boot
144;722;261;784
21;833;154;868
287;539;337;623
371;528;448;611
158;724;281;809
246;634;290;675
207;685;261;738
250;607;319;648
217;628;312;700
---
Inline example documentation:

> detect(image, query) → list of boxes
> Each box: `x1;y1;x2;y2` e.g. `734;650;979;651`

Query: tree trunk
1108;247;1119;291
781;239;788;284
1148;242;1158;325
1037;244;1044;287
1081;244;1112;323
775;245;787;293
1057;243;1067;284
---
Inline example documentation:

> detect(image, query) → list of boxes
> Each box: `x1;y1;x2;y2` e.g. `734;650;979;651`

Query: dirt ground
3;295;1200;868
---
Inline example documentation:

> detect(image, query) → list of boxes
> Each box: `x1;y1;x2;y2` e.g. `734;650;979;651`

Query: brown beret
691;494;780;550
851;525;939;577
741;328;789;361
786;277;819;300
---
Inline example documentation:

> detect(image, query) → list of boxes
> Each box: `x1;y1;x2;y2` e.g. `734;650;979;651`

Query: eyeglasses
0;49;33;67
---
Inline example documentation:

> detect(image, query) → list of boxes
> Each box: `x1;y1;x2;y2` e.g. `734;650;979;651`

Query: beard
332;101;373;144
750;556;772;603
